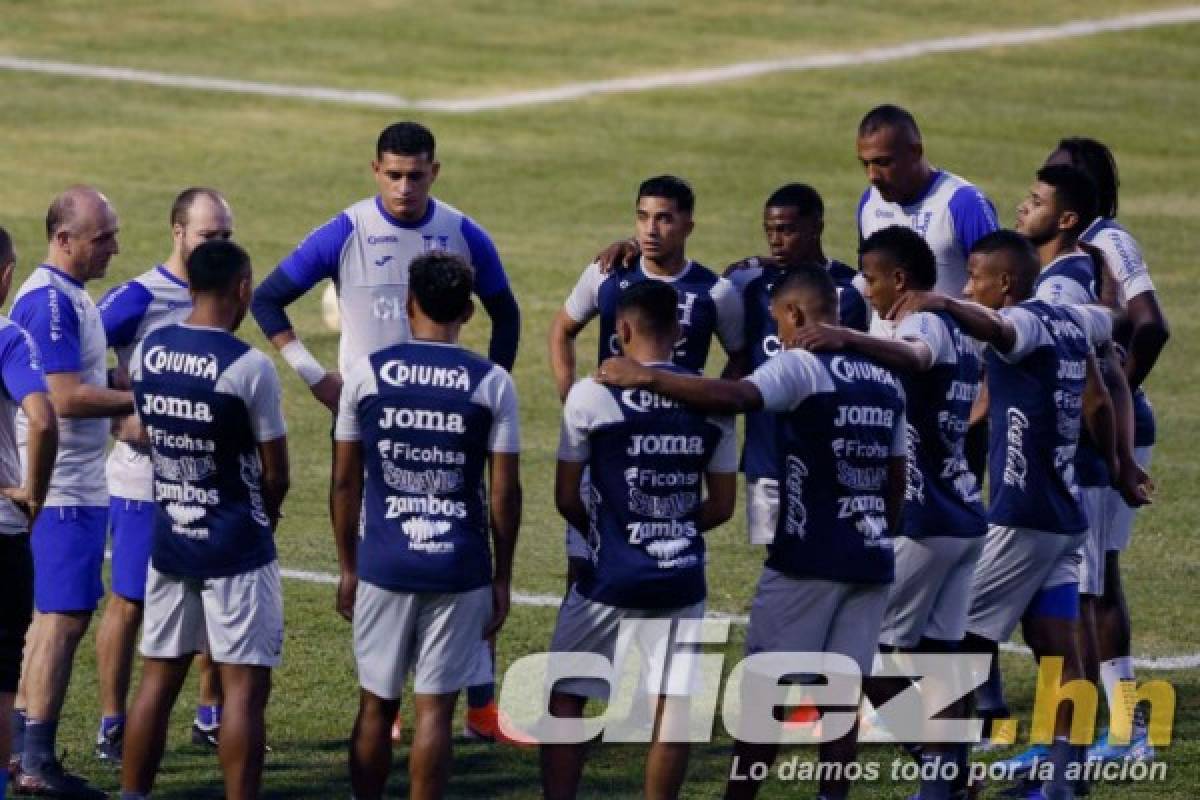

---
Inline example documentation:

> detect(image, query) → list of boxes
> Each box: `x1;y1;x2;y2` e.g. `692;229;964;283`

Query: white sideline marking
277;567;1200;671
3;7;1200;112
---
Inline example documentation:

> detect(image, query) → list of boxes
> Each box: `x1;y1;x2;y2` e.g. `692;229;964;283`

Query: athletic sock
98;713;125;739
1099;657;1143;738
22;717;58;773
195;704;221;730
974;649;1008;721
120;792;148;800
916;752;953;799
466;683;495;710
9;709;25;760
2;769;8;800
1042;736;1083;800
950;743;970;792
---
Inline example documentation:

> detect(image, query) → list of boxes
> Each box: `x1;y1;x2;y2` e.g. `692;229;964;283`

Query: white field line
3;7;1200;113
276;567;1200;671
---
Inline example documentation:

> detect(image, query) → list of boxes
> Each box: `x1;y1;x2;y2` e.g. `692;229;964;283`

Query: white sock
1100;657;1145;737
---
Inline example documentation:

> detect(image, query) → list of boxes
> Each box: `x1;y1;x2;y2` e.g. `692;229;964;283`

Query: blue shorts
31;506;108;613
110;498;155;602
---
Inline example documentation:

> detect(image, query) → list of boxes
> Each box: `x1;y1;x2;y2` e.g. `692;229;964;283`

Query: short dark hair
858;104;921;140
637;175;694;214
615;281;679;339
770;262;837;316
859;226;937;290
0;226;12;263
170;187;224;228
1055;137;1119;218
409;252;474;324
377;122;436;161
187;239;251;292
969;229;1040;273
765;183;824;220
1036;164;1098;232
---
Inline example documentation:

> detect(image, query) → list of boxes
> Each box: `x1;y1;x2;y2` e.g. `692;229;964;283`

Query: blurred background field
0;2;1196;796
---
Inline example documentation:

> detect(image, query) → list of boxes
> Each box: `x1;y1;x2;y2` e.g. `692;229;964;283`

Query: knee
45;612;91;644
107;595;144;624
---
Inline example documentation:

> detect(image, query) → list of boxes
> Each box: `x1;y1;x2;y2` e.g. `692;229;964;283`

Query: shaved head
44;185;119;281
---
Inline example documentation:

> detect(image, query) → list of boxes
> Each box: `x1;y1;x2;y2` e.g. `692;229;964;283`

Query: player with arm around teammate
795;226;986;799
541;281;736;800
0;226;58;800
891;231;1142;800
598;265;908;800
548;175;744;584
120;240;289;800
331;252;522;800
1045;137;1169;764
92;188;233;763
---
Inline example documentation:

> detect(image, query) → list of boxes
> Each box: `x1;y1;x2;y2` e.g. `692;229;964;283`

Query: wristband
280;340;327;387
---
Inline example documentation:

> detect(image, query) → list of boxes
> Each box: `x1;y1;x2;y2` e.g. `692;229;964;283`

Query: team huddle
0;108;1169;800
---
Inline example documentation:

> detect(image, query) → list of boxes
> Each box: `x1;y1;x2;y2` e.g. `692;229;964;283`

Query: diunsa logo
144;345;219;380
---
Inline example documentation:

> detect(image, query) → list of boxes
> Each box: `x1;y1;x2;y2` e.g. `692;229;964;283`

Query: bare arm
257;436;290;530
720;350;751;380
3;392;58;523
596;356;763;414
1122;292;1170;390
594;238;640;272
554;459;589;533
486;452;522;637
1092;345;1151;507
268;329;342;413
696;471;736;533
549;308;589;403
46;372;133;418
791;324;932;373
330;439;363;620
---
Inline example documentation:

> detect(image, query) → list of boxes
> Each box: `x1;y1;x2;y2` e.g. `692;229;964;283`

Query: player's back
131;323;278;578
345;339;512;594
764;349;906;585
894;311;985;539
568;369;730;610
984;301;1096;535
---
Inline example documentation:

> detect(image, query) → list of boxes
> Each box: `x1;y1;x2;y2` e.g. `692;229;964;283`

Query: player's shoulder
724;260;765;293
98;270;157;310
680;260;720;288
827;259;860;286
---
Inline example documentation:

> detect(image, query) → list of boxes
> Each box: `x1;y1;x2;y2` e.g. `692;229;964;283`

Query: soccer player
251;121;518;739
120;240;289;800
543;280;736;800
995;165;1146;781
1046;138;1169;763
856;105;999;298
597;265;907;800
331;252;521;800
794;226;985;799
0;226;58;800
890;231;1132;800
93;188;233;762
548;175;744;580
725;183;868;546
10;186;132;800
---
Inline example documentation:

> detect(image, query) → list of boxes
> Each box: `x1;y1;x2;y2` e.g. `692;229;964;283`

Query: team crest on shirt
421;234;450;252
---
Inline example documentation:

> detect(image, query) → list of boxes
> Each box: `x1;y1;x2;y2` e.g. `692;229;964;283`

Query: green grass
1;2;1198;796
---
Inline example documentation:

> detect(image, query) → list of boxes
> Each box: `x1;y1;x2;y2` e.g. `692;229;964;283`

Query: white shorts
1078;487;1110;597
353;581;491;700
1105;446;1152;553
744;568;889;676
746;478;779;546
879;535;984;648
548;587;704;700
141;560;283;668
966;526;1084;643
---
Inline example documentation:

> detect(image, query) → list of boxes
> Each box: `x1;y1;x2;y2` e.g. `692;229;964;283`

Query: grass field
0;2;1197;797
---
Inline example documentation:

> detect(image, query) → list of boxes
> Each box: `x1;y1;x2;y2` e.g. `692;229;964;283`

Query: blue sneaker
1087;729;1155;764
993;744;1050;779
